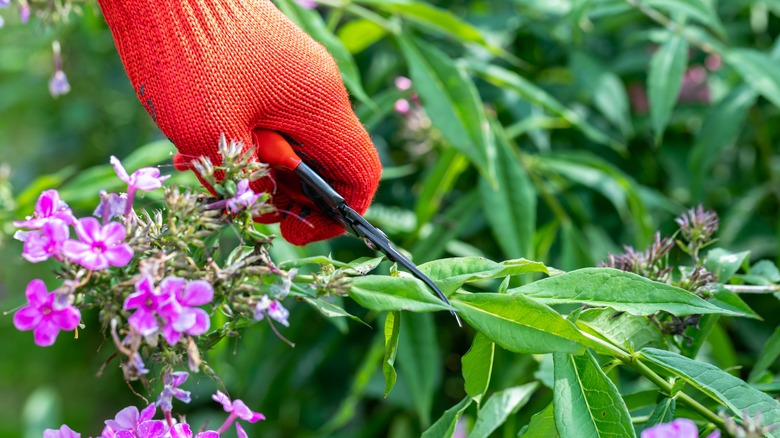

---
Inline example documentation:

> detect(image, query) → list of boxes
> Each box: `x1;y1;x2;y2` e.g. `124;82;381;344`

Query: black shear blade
294;162;461;326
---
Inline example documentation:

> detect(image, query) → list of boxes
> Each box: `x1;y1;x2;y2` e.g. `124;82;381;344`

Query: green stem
624;0;719;55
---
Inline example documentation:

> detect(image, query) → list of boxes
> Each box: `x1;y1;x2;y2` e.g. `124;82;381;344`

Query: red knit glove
96;0;382;245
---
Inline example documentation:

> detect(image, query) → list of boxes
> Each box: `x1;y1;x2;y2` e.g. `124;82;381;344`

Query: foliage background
0;0;779;436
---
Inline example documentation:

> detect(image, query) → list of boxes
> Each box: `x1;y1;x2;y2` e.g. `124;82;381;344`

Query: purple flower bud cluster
44;371;264;438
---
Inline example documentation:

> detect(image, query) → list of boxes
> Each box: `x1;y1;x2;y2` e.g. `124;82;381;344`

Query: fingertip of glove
173;152;192;171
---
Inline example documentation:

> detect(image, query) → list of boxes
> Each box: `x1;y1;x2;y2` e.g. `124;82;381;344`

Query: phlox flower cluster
641;418;720;438
10;150;291;434
44;371;264;438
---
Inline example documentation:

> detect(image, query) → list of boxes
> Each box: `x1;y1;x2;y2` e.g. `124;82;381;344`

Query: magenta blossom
226;179;261;214
395;76;412;91
169;424;219;438
158;277;213;345
14;279;80;347
295;0;316;8
642;419;720;438
124;276;173;336
62;217;133;270
213;391;265;438
22;219;69;263
111;156;170;215
156;371;192;412
254;296;290;327
13;189;75;230
43;424;80;438
102;404;157;438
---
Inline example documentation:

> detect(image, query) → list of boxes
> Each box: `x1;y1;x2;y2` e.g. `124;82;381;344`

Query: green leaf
576;308;667;351
689;86;757;199
749;325;780;384
470;61;623;152
350;275;454;312
469;382;539;438
644;0;726;37
421;396;472;438
640;348;780;429
15;167;77;213
647;32;688;141
277;0;374;107
708;286;760;319
553;351;636;438
383;311;402;397
418;257;548;297
532;152;653;237
706;248;751;282
480;123;537;259
519;403;557;437
397;313;441;427
411;191;482;263
571;51;633;137
302;297;368;327
397;35;496;182
415;148;469;233
452;293;586;354
337;18;388;54
359;0;486;43
644;397;676;429
510;268;734;316
462;332;495;404
725;48;780;109
341;257;385;276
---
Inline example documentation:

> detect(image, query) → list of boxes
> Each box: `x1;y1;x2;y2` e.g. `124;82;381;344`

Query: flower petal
111;156;130;183
185;308;210;336
33;319;60;347
74;217;102;243
168;371;189;388
124;291;147;311
105;243;134;268
162;323;182;345
172;308;197;332
61;239;91;261
236;423;248;438
232;399;263;422
137;420;166;438
102;221;128;244
110;406;140;430
170;424;192;438
212;390;232;412
25;279;49;307
52;306;81;331
130;168;170;191
13;306;42;331
161;276;186;299
129;310;159;336
181;280;214;306
196;432;220;438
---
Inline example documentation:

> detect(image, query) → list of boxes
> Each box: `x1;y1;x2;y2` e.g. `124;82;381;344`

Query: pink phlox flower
124;276;174;336
394;99;411;114
49;70;70;98
295;0;316;8
19;2;29;23
156;371;192;412
395;76;412;91
111;156;170;192
22;219;69;263
213;391;265;438
94;191;128;222
62;217;134;270
103;405;157;438
641;418;720;438
111;156;170;215
226;179;261;214
0;0;9;8
158;277;213;345
13;279;80;347
169;424;219;438
113;420;167;438
13;189;75;230
43;424;80;438
254;296;290;327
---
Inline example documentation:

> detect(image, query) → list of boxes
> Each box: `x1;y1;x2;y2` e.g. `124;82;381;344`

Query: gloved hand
96;0;382;245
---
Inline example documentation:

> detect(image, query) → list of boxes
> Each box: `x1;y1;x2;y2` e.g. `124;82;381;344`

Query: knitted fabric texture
96;0;382;245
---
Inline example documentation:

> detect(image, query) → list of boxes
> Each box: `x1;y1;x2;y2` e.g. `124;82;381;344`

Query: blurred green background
1;0;779;436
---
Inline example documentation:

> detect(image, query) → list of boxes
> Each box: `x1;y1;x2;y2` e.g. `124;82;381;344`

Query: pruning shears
253;129;461;326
